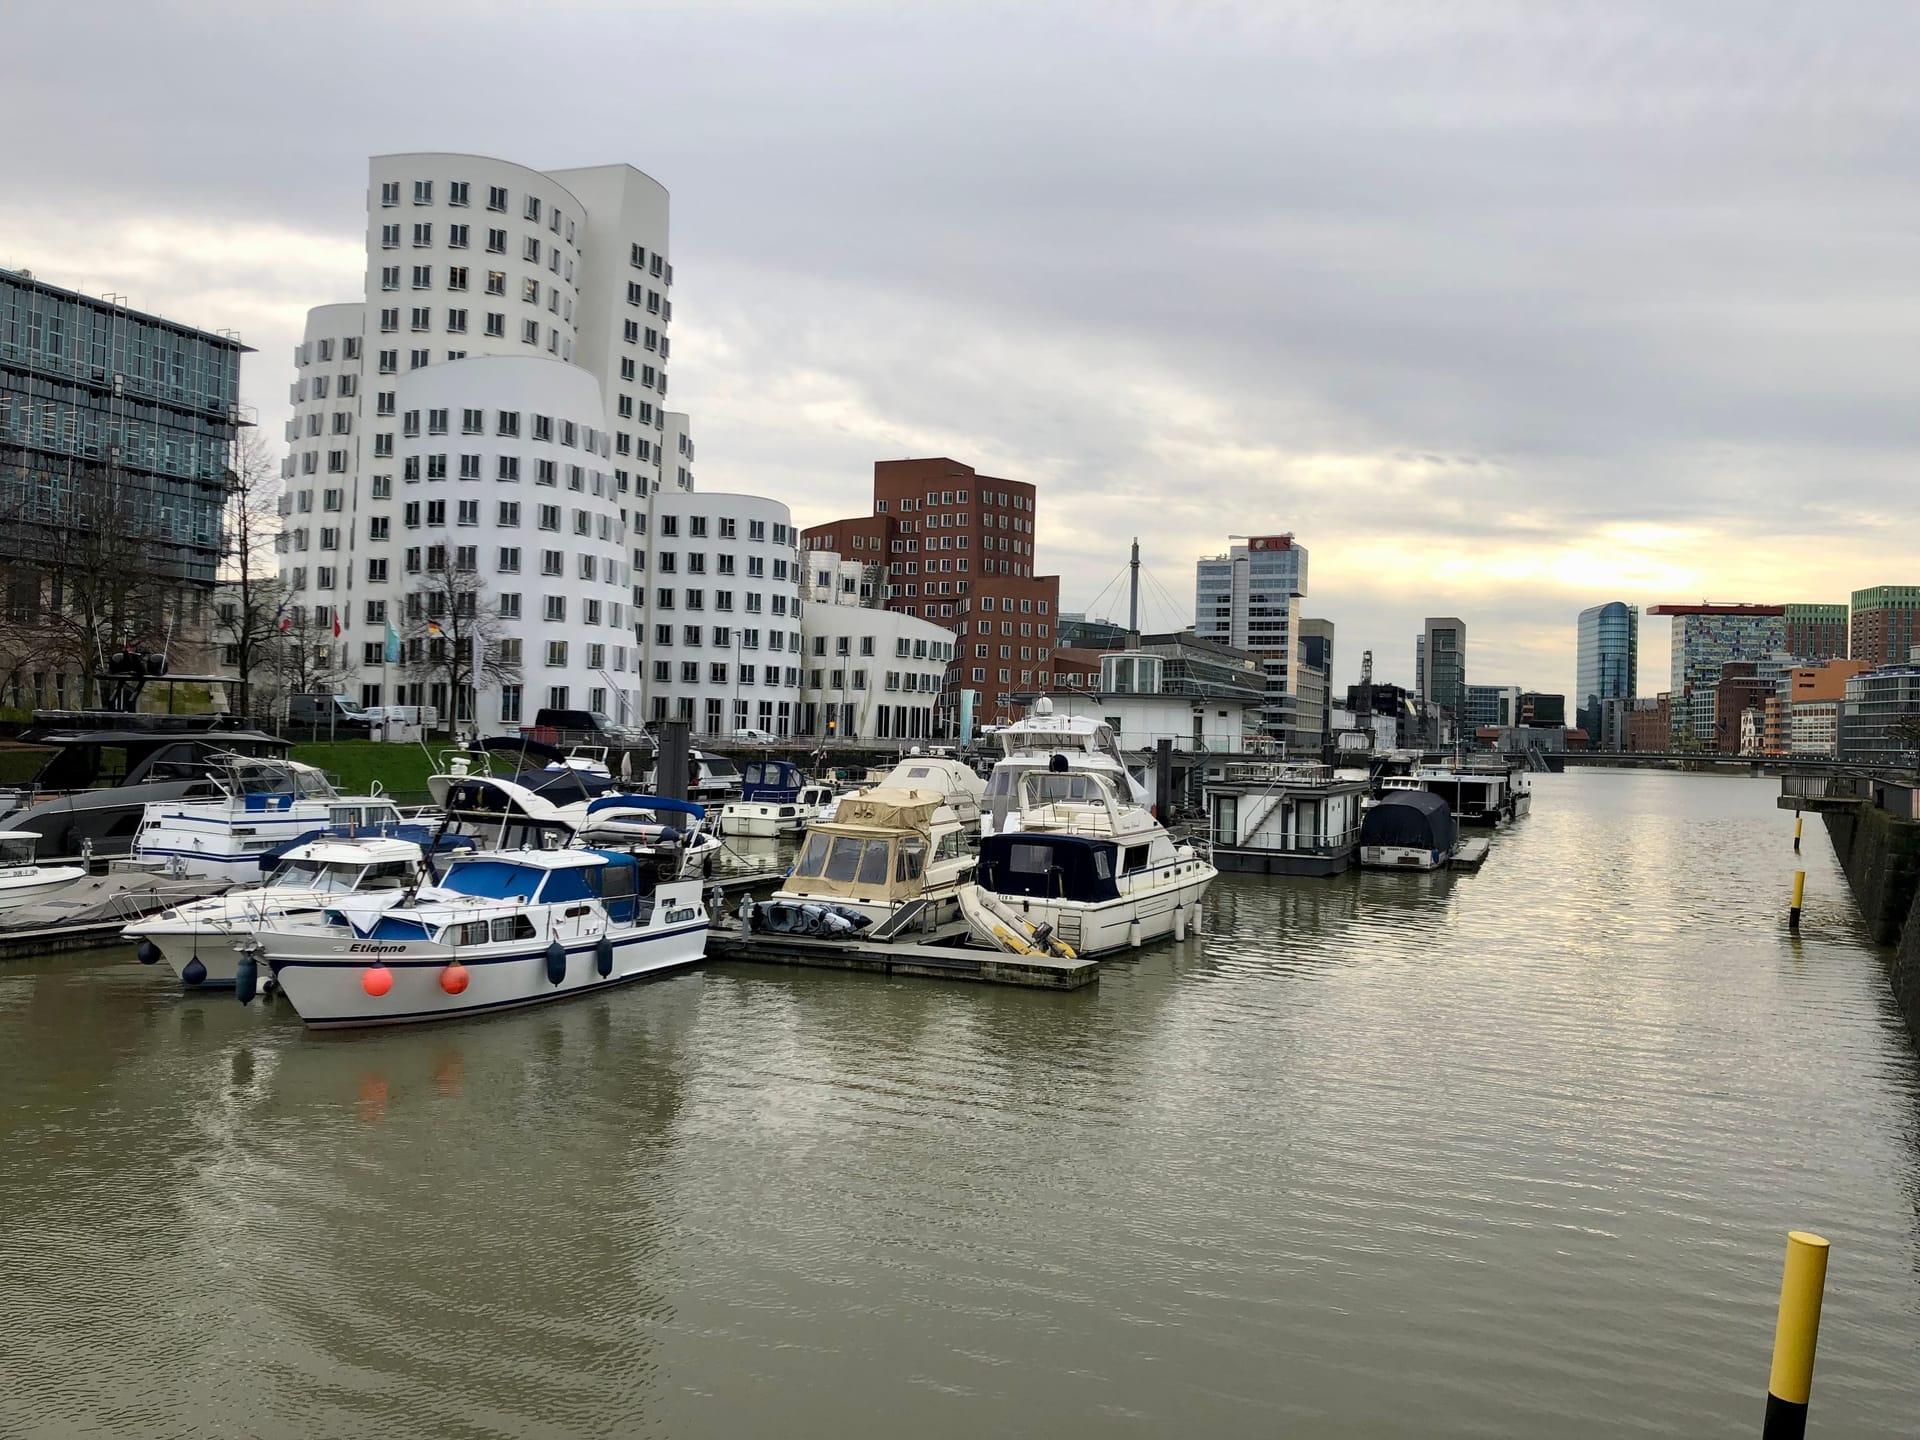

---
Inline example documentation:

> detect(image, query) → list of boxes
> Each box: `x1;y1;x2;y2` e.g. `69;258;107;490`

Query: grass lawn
291;741;442;801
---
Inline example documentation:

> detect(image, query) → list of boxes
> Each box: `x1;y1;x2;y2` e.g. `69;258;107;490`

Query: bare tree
0;465;196;708
273;603;354;703
212;430;284;717
402;563;520;732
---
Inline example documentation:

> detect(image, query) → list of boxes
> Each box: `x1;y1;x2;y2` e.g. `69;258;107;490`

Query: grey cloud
4;0;1916;696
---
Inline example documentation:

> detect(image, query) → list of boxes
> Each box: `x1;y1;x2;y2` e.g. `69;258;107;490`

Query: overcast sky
7;0;1917;702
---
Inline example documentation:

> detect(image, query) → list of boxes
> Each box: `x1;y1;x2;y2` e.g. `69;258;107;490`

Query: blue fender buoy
182;957;207;987
135;940;160;965
545;940;567;986
595;936;614;978
234;954;258;1005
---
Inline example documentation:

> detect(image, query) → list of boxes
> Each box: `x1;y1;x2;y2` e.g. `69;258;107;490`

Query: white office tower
798;551;956;741
640;490;804;737
1194;534;1309;744
280;153;679;725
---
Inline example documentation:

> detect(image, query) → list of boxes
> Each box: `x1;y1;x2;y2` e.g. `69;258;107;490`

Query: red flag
331;608;342;639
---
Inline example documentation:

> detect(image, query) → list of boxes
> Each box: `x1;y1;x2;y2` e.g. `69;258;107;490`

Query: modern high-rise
1850;587;1920;668
0;268;250;706
1417;617;1467;724
1574;601;1637;736
1298;617;1335;749
281;153;685;727
1194;534;1308;743
801;457;1061;731
1648;603;1785;748
1784;603;1848;661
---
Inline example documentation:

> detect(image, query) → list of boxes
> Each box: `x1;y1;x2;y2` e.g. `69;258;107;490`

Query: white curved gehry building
799;551;955;740
280;152;686;726
641;490;803;738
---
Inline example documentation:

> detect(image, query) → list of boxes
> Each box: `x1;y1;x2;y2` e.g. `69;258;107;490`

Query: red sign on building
1248;535;1293;551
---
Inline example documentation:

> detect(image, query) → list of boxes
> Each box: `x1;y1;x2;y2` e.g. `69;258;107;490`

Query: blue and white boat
247;846;709;1028
718;760;809;836
130;755;411;883
429;764;721;878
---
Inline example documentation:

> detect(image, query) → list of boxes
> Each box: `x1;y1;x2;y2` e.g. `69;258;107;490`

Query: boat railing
1219;761;1336;785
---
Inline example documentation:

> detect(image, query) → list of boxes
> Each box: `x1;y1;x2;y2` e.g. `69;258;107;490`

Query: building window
412;223;432;247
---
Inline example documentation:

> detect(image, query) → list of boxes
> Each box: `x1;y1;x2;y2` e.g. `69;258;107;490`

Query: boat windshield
437;858;543;902
264;858;367;893
0;835;35;867
1020;772;1119;807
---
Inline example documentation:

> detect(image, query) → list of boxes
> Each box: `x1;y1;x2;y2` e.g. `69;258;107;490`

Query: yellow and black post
1763;1230;1830;1439
1793;814;1802;853
1789;870;1806;931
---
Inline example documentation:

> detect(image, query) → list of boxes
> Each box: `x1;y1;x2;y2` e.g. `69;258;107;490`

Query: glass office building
1667;611;1784;748
1575;601;1638;740
0;270;248;585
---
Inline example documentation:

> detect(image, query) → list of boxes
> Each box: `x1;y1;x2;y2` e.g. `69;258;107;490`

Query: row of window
294;336;362;366
648;588;795;616
655;515;788;543
648;625;800;652
379;179;568;234
648;662;799;688
973;644;1053;662
878;487;1031;514
968;668;1052;687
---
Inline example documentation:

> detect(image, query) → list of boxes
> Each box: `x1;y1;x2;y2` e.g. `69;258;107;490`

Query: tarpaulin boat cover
1358;791;1457;850
976;832;1121;903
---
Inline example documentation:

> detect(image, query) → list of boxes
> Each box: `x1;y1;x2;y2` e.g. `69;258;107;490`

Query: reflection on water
0;772;1915;1437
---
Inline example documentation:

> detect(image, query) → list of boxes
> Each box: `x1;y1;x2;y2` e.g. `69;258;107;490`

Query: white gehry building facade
641;490;803;738
281;152;686;726
800;551;955;741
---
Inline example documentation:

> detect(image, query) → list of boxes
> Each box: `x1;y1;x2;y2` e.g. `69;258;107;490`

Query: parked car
730;726;779;744
363;704;439;733
287;693;371;737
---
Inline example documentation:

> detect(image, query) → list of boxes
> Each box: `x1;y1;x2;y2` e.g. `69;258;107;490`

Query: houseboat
1358;791;1459;870
247;846;709;1027
1203;760;1371;876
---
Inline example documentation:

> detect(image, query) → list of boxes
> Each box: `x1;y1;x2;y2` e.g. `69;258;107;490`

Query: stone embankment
1818;800;1920;1042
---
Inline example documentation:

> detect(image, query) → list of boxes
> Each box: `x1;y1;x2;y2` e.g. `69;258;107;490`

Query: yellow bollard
1763;1231;1830;1439
1789;870;1806;930
1793;814;1802;853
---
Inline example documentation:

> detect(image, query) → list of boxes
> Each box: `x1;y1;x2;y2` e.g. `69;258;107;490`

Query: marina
2;770;1915;1435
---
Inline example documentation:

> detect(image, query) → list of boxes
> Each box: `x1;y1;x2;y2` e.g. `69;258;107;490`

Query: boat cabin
740;760;804;802
975;832;1121;904
264;840;422;895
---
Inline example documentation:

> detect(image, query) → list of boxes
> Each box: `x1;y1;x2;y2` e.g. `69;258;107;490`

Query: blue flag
384;621;401;664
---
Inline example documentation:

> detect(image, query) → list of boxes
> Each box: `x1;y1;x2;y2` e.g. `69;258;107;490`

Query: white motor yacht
131;754;411;883
124;835;431;988
961;718;1214;957
0;832;86;911
249;846;708;1027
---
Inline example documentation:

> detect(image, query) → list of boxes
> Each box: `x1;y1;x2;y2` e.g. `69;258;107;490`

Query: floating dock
1452;837;1492;869
706;920;1099;990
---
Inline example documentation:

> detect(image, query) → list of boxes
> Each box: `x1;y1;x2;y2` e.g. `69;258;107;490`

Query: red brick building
1626;693;1671;752
803;458;1061;729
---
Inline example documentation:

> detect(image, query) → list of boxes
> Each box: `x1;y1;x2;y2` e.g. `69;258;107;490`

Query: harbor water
1;770;1916;1436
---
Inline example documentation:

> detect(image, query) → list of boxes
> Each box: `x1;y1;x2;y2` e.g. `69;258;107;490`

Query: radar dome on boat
1032;697;1054;717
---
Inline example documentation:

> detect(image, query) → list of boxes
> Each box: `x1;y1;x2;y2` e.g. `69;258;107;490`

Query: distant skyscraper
1649;603;1785;748
1849;587;1920;668
1575;601;1638;735
1298;617;1335;748
1195;534;1308;742
1418;616;1467;722
1784;603;1848;661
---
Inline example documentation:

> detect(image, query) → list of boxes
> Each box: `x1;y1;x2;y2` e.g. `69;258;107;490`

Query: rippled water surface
3;771;1917;1436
